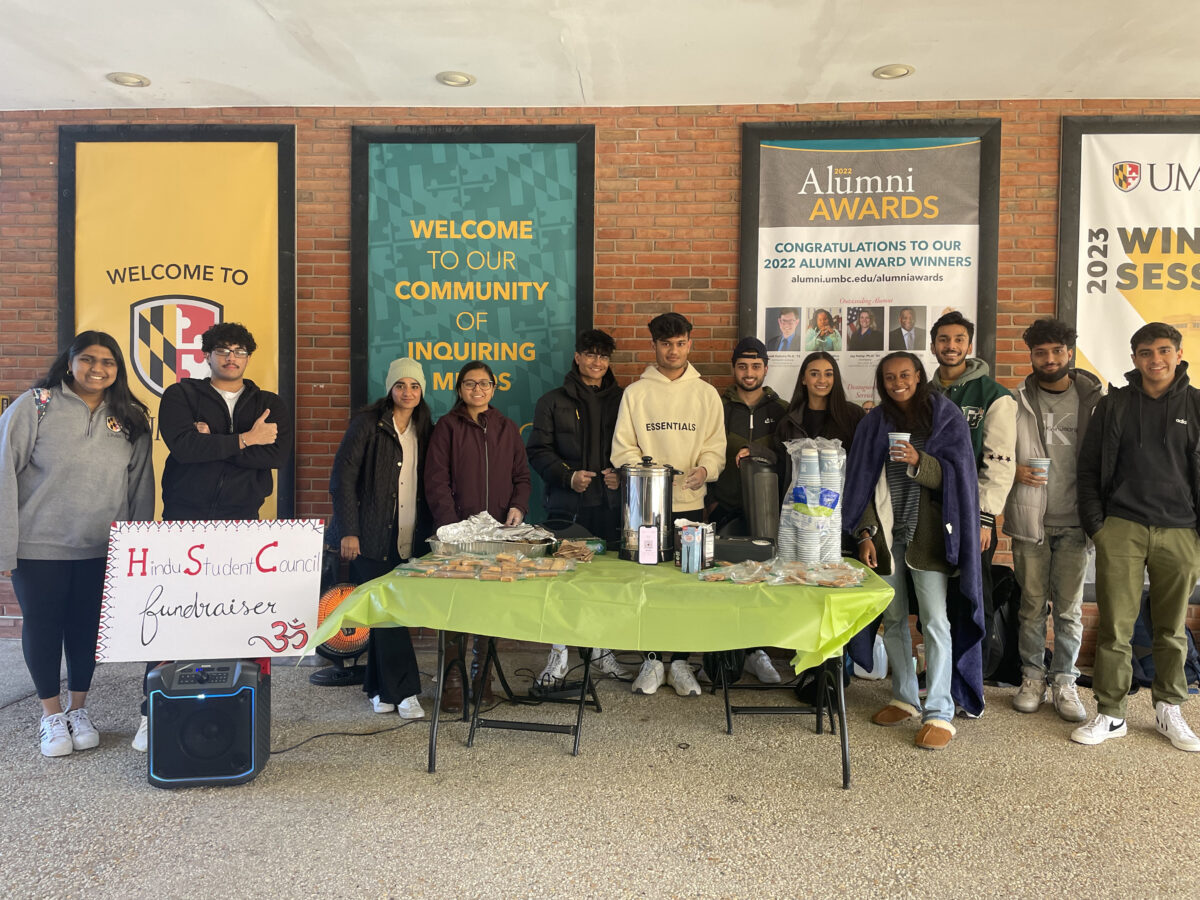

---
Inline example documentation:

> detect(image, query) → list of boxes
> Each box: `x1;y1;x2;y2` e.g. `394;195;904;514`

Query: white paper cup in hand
888;432;910;459
1029;457;1050;478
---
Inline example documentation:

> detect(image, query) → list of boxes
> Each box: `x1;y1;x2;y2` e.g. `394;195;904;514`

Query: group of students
3;310;1199;759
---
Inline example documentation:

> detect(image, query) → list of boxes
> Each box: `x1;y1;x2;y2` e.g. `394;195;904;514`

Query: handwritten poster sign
98;520;324;662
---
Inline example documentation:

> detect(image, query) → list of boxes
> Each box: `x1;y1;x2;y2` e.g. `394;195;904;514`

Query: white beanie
385;357;425;394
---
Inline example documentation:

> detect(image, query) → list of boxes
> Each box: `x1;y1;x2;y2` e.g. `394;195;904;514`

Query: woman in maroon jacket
426;361;531;528
425;361;532;711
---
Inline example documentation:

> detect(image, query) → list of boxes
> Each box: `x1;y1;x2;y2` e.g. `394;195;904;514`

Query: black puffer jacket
327;404;433;562
526;367;623;519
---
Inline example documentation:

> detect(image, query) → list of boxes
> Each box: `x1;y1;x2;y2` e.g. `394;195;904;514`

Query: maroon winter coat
425;405;532;528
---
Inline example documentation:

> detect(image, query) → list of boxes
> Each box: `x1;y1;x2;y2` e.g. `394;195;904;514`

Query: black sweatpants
353;556;422;703
11;557;107;700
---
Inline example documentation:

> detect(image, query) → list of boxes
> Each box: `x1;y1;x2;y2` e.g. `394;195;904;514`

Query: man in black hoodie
158;322;291;521
1073;322;1200;752
526;328;631;683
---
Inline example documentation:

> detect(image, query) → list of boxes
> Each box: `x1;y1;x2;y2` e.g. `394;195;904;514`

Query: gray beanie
385;357;426;394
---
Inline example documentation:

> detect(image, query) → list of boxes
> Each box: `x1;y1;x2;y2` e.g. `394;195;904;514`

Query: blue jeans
1011;526;1088;682
881;539;953;723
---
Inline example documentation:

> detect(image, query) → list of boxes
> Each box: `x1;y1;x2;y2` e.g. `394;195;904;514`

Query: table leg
834;654;850;790
572;650;592;756
467;636;498;748
720;661;734;735
427;630;445;774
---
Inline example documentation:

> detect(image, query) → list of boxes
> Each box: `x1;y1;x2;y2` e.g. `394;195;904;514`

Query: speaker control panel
178;665;232;686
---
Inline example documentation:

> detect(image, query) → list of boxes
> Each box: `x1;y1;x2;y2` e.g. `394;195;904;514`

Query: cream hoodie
610;363;726;510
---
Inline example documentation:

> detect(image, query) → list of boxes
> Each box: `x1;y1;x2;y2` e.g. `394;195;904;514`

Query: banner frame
349;124;595;411
1057;115;1200;332
739;118;1002;367
56;124;296;516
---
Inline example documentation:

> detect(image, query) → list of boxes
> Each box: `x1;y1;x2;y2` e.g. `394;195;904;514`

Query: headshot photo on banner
1057;116;1200;385
350;125;595;521
739;119;1001;404
57;124;297;517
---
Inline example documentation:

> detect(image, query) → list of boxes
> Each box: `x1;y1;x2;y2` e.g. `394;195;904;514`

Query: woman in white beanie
328;357;432;718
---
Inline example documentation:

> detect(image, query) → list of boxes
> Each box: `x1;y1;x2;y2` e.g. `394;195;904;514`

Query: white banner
1076;132;1200;385
753;136;983;404
98;520;324;662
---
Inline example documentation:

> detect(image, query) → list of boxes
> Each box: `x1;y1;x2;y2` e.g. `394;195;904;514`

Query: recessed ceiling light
436;71;477;88
872;64;914;80
106;72;151;88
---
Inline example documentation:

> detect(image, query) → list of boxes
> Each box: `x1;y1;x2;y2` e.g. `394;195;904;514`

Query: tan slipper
915;720;955;750
872;702;919;726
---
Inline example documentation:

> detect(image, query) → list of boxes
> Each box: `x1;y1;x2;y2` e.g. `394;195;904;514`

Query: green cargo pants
1092;516;1200;719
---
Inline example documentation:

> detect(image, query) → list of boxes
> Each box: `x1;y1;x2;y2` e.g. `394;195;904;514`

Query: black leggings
11;557;107;700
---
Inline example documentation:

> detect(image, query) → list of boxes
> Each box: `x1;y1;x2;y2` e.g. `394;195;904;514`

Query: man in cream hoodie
611;312;726;696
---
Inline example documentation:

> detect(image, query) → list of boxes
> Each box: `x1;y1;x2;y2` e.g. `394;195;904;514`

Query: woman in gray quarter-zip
0;331;154;758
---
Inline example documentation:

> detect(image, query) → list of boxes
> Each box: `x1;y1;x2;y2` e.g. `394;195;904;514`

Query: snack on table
697;560;770;583
553;539;595;562
390;552;574;581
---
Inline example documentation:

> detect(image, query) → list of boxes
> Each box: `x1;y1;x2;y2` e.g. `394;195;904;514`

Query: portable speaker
147;660;271;789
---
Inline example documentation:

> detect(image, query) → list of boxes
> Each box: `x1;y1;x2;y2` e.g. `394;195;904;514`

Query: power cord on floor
270;717;423;755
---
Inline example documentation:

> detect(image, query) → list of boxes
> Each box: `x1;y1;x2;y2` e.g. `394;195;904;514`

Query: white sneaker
745;649;782;684
1012;676;1048;713
1071;713;1127;746
590;649;632;679
397;695;426;720
632;657;665;695
132;715;149;753
538;646;569;684
1155;701;1200;751
667;660;702;697
65;707;100;750
39;713;73;758
371;695;396;714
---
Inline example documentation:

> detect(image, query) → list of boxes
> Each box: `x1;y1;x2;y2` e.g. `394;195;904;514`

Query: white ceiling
4;0;1200;111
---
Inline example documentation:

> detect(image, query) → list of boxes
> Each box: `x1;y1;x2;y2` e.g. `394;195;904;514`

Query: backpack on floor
985;564;1023;685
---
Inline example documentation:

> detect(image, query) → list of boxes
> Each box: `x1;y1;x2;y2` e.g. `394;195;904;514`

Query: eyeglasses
581;352;611;362
212;348;250;359
461;379;495;391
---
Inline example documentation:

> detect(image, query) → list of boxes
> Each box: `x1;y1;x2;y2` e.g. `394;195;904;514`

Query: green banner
358;131;594;520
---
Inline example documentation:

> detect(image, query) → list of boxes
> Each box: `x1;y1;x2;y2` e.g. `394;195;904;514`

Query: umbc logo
1113;161;1141;192
130;296;223;397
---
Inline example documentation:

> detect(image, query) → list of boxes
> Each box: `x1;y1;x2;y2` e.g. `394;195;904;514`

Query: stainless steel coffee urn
619;456;677;562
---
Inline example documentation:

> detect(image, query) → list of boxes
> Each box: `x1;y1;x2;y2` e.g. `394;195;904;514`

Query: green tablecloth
313;556;894;674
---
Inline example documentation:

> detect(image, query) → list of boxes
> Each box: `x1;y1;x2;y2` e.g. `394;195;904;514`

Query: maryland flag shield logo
1113;161;1141;192
130;296;223;396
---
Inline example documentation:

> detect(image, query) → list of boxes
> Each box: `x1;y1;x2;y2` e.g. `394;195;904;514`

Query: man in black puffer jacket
526;329;630;683
526;329;624;543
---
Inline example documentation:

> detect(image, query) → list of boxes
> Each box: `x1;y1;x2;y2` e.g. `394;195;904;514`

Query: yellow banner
72;141;280;517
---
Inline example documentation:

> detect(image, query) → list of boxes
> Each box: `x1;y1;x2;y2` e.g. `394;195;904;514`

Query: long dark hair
788;351;859;438
451;361;497;412
35;331;150;441
874;351;932;433
360;389;432;439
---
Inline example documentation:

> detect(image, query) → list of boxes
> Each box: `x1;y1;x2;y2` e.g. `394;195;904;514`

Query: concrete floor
0;638;1197;899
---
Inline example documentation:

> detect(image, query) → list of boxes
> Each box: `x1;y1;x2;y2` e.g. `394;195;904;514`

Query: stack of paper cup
819;445;844;562
793;448;824;563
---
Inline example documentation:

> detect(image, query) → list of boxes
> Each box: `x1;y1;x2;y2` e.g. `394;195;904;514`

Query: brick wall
3;97;1200;646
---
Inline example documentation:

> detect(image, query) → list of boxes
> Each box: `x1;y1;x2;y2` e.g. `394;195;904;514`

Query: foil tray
428;539;552;558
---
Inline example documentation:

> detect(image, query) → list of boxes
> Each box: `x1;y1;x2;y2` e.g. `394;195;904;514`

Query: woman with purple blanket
843;351;985;751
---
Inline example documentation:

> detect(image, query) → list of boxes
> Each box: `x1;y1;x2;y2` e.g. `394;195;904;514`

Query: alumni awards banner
58;126;296;517
740;121;1000;404
1059;117;1200;386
